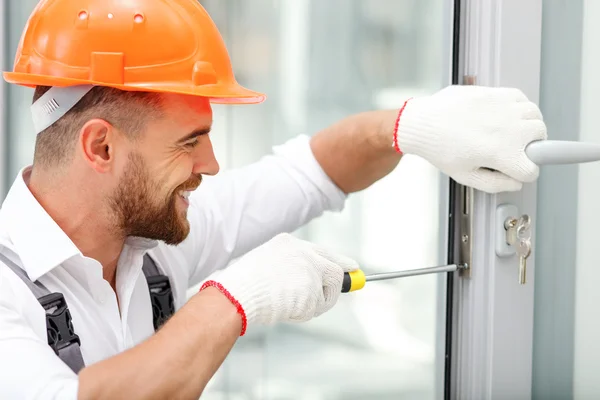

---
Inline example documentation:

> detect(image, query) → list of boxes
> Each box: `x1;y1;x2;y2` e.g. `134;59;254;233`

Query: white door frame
448;0;543;399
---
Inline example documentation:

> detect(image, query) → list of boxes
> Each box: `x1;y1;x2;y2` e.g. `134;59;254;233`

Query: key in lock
503;214;533;285
516;215;532;285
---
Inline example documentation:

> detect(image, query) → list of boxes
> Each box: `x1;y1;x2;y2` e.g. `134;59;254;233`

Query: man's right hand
200;233;359;335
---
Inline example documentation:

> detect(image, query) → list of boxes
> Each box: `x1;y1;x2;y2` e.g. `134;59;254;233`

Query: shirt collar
0;166;158;282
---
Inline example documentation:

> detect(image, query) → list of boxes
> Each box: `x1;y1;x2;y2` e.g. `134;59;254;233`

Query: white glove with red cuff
200;233;359;336
393;85;548;193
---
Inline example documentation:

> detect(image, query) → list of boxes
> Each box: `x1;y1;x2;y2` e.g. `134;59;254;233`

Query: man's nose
192;136;220;176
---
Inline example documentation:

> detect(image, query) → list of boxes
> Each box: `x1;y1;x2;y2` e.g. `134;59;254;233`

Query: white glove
199;233;359;335
393;85;548;193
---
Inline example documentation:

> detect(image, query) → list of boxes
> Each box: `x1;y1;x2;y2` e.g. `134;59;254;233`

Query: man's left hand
393;85;548;193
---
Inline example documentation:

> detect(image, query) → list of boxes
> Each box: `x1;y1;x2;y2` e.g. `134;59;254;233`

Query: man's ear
79;119;117;173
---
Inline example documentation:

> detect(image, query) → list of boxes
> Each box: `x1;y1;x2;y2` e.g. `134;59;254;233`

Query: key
517;214;531;240
516;238;531;284
515;214;532;285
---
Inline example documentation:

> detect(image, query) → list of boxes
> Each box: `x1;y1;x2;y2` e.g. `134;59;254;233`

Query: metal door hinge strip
458;185;473;277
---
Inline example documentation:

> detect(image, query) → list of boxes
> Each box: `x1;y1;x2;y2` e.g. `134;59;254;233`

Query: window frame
447;0;543;398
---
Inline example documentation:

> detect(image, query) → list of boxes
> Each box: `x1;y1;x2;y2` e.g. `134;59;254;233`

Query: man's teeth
179;191;191;200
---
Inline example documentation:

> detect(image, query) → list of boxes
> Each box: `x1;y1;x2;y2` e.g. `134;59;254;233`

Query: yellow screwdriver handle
342;270;366;293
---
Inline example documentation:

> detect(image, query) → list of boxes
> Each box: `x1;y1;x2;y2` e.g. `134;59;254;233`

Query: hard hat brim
3;72;267;104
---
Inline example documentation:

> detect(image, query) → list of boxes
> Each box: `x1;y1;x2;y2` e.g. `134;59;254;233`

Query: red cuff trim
200;281;248;336
392;98;412;154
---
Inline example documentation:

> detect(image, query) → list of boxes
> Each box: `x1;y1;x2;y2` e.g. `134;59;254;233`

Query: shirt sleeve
176;134;348;287
0;268;79;400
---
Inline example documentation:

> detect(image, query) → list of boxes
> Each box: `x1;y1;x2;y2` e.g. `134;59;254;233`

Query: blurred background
3;0;451;399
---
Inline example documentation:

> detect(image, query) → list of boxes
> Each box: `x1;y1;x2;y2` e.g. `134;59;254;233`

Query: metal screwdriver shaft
342;263;468;292
365;263;465;282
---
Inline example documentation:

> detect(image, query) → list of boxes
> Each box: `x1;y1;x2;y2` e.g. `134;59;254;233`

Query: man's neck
28;167;124;289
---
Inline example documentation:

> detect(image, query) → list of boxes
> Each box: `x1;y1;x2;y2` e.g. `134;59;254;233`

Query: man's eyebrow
176;127;212;144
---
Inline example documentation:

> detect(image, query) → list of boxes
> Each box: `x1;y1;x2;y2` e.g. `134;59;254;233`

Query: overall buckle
39;292;81;355
147;275;175;330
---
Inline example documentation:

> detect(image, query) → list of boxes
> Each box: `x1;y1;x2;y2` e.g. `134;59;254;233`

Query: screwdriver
341;263;467;293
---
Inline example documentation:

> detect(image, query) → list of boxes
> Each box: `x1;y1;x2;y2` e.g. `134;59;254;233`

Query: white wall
533;1;583;398
574;0;600;397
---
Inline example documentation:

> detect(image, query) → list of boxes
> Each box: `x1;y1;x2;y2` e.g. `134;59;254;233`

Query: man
0;0;547;399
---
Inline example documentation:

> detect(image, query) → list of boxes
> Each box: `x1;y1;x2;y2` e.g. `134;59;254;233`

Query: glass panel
199;1;452;399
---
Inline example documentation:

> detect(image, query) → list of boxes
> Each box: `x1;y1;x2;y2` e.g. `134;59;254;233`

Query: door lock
496;204;533;284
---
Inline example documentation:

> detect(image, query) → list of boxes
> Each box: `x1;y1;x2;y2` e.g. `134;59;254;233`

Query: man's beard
109;153;201;245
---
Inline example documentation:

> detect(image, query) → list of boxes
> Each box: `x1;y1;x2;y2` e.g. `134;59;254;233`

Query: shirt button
97;293;107;304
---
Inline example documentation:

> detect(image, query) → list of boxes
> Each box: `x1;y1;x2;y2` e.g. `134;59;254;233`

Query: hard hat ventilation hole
78;10;88;20
108;13;114;19
134;13;145;23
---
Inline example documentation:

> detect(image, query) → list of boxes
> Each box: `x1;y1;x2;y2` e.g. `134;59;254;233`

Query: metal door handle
525;140;600;165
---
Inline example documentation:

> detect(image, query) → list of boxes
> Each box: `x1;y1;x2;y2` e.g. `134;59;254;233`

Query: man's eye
184;139;199;148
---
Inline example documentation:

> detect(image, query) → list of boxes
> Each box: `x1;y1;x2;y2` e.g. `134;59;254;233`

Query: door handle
525;140;600;165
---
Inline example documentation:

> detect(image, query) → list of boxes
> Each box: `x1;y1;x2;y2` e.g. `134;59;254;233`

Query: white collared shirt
0;135;346;399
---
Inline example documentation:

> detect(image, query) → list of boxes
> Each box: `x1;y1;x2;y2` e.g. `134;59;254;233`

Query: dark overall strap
0;252;85;374
142;254;175;330
0;251;174;372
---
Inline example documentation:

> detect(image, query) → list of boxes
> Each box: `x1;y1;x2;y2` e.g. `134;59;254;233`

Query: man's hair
32;86;164;168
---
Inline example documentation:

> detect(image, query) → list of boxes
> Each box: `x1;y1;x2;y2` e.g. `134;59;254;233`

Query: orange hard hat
3;0;265;104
